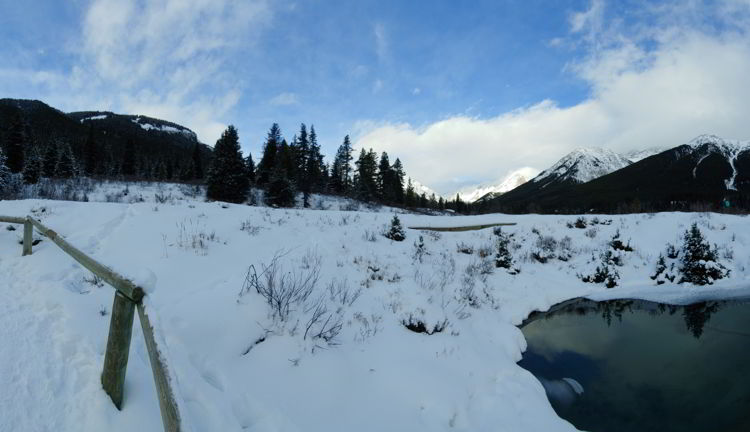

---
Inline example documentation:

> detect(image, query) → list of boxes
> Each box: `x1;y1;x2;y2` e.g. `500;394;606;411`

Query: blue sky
2;0;750;194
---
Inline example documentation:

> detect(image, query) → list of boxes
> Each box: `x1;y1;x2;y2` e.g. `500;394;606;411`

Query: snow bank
0;194;748;431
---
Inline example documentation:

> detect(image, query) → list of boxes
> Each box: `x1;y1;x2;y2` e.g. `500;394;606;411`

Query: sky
1;0;749;195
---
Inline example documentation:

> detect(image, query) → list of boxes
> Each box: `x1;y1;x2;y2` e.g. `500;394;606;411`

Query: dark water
518;298;750;432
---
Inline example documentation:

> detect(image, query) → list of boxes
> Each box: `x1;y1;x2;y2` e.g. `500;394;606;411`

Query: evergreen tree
245;152;256;185
384;215;406;241
391;158;405;204
494;227;513;269
22;147;43;184
205;125;249;203
257;123;281;186
42;143;58;178
55;143;77;179
0;148;11;196
377;152;392;202
679;223;728;285
4;113;26;173
191;142;204;180
265;168;297;207
122;138;137;178
307;125;324;192
404;178;416;207
331;135;353;194
354;148;378;201
83;125;100;176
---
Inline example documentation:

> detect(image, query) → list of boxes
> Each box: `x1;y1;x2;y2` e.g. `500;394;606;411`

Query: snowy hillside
532;148;632;185
457;167;539;203
1;192;749;431
410;178;439;198
624;147;665;162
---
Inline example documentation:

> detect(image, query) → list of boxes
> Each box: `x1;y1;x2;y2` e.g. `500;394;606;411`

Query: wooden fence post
101;291;136;409
22;217;32;256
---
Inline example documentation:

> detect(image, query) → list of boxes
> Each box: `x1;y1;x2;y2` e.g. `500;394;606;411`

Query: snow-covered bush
494;228;514;270
651;254;677;284
609;230;634;252
678;223;729;285
580;250;620;288
531;235;557;263
384;215;406;241
401;315;448;335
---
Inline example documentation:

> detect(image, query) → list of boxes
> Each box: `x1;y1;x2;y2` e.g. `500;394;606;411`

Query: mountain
487;135;750;213
624;147;665;163
457;167;539;203
482;148;632;212
410;178;439;198
0;99;211;180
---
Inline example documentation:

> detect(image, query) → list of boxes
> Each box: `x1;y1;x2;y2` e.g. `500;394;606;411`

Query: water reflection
518;297;750;432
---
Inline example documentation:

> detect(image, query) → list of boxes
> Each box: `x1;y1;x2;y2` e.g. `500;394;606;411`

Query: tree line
206;123;466;211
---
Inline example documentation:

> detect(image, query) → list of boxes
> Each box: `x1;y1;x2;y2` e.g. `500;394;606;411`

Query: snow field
0;194;748;431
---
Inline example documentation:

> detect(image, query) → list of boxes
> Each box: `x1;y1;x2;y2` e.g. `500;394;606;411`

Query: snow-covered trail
0;255;103;431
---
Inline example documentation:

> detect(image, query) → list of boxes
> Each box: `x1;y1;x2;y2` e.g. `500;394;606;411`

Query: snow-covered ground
1;190;748;431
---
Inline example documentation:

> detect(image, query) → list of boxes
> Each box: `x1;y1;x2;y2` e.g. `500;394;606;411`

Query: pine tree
42;143;58;178
331;135;353;194
307;125;324;192
83;125;99;176
404;178;416;207
0;148;11;197
245;152;256;185
391;158;405;204
354;148;378;201
679;223;728;285
55;143;77;179
22;147;43;184
384;215;406;241
257;124;281;186
4;113;26;173
205;125;249;203
377;152;392;202
494;228;513;269
265;168;297;207
191;142;204;180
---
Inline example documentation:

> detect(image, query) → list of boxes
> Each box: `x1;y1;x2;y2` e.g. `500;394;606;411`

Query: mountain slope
0;99;210;179
489;135;750;213
457;167;539;203
485;148;632;212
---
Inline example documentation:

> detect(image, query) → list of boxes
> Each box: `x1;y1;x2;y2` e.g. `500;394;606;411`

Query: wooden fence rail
0;215;182;432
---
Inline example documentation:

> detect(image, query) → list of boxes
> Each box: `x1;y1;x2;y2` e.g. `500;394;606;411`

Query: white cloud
570;0;604;34
355;3;750;195
269;92;300;106
3;0;272;145
412;87;421;95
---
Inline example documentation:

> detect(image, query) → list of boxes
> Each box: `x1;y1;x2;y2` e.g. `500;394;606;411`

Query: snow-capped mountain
456;167;539;203
409;178;439;198
624;147;665;163
532;148;632;186
490;135;750;213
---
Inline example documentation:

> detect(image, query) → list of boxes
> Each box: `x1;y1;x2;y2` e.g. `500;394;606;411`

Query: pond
518;298;750;432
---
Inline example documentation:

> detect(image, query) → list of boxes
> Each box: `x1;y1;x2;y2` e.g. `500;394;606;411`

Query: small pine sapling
384;215;406;241
678;223;729;285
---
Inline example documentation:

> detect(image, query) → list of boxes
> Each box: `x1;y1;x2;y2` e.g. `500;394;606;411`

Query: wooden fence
0;215;183;432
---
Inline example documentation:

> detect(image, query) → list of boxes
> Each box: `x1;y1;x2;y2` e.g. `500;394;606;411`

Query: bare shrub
362;229;378;242
175;218;221;255
240;219;262;236
240;252;320;322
